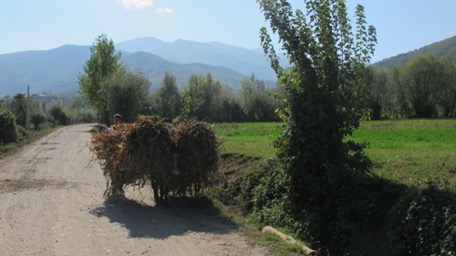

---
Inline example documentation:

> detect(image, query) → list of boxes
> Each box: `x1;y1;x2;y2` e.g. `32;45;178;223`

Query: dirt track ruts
0;124;269;256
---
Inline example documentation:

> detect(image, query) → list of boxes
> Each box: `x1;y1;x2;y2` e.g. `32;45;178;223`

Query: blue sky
1;0;456;62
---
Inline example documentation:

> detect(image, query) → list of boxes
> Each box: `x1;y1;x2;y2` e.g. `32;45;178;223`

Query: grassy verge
0;127;58;159
215;122;280;158
210;197;305;256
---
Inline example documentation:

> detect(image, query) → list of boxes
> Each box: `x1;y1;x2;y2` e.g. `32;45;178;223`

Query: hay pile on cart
91;116;220;203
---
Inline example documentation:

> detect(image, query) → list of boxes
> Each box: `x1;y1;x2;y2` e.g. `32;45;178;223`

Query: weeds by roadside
0;127;57;159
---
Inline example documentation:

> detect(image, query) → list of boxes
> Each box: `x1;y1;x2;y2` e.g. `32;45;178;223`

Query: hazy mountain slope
150;39;276;81
373;35;456;69
3;34;456;97
116;38;276;81
0;45;90;95
0;38;278;97
121;51;245;89
0;44;248;97
115;37;166;53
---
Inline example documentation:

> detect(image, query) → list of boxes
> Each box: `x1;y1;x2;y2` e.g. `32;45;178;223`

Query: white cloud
117;0;153;10
156;8;174;15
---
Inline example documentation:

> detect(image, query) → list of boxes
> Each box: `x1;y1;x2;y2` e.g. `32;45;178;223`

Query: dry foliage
91;116;220;203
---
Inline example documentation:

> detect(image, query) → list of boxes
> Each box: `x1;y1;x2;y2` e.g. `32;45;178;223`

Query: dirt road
0;124;269;256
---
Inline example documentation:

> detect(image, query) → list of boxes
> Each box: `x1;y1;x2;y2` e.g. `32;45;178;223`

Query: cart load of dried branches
90;116;220;203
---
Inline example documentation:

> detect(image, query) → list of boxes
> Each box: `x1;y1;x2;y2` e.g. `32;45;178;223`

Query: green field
215;119;456;189
215;122;281;158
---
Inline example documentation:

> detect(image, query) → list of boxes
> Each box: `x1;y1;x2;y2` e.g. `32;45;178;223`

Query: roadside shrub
30;113;46;130
0;109;18;143
249;158;407;254
247;159;303;232
389;187;456;255
49;105;69;125
16;125;30;140
64;109;97;124
80;110;97;123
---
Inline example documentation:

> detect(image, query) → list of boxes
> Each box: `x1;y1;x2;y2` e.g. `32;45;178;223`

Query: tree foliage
257;0;376;251
182;73;222;121
153;72;181;121
30;113;46;130
396;55;456;118
78;34;122;123
259;0;375;191
0;109;18;143
12;93;27;127
240;74;279;121
363;67;389;119
49;105;69;125
217;86;247;122
101;68;151;123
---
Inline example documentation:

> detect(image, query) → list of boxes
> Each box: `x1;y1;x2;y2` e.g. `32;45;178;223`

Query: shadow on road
89;196;238;239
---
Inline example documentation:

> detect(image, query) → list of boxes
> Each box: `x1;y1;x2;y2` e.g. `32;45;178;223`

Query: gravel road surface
0;124;268;256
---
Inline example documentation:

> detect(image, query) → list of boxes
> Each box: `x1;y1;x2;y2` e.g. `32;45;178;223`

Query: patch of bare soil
216;153;261;183
0;179;72;193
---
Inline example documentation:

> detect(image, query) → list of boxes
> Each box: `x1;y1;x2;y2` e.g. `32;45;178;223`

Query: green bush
248;158;408;254
15;125;30;140
30;113;46;130
79;110;97;123
49;105;69;125
390;187;456;255
0;109;18;143
250;160;292;225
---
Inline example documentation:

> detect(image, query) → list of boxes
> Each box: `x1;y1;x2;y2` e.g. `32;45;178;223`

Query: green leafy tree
30;113;46;130
363;67;389;119
218;86;246;122
153;72;181;121
258;0;376;250
239;74;278;121
12;93;27;127
434;58;456;117
0;96;11;110
0;109;18;143
101;68;151;122
78;34;122;124
398;55;449;118
182;73;222;121
49;105;69;125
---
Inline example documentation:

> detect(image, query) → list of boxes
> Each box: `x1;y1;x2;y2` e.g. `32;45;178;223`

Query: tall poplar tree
257;0;376;232
78;34;122;124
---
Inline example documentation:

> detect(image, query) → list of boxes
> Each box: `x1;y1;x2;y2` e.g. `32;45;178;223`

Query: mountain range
1;35;456;97
0;37;276;97
373;35;456;69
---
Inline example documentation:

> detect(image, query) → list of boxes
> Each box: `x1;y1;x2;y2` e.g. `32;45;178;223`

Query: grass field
215;122;281;158
215;119;456;190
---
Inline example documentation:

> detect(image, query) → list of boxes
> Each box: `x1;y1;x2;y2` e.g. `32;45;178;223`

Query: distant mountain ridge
0;45;90;97
373;35;456;69
0;37;276;97
121;51;245;87
115;37;277;81
3;35;456;97
115;37;167;53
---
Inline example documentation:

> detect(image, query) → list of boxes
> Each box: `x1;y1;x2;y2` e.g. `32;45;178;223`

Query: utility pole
26;85;30;128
